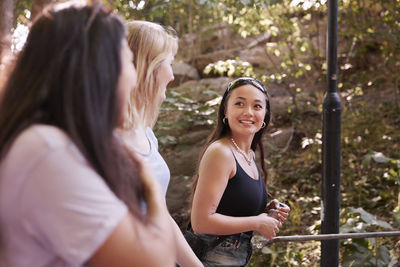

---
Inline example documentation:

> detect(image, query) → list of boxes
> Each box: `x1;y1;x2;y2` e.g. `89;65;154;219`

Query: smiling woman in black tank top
188;77;290;266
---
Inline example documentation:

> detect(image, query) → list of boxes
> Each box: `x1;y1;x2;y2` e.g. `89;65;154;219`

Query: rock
238;46;272;69
270;96;293;117
163;129;210;228
172;77;232;100
267;127;295;151
162;130;210;180
193;49;241;75
163;141;203;177
171;61;200;87
178;129;210;145
166;175;192;229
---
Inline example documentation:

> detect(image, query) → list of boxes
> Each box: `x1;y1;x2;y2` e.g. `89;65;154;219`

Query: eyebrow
234;96;264;103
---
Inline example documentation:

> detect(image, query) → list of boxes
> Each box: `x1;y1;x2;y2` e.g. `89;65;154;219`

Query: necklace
230;138;252;166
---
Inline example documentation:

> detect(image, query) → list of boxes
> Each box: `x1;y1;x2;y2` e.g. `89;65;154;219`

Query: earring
223;117;228;124
261;122;266;128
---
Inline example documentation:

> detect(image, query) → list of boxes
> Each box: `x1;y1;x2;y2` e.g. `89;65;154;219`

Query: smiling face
224;84;267;137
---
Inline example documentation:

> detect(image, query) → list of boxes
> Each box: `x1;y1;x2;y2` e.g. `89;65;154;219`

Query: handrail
254;231;400;248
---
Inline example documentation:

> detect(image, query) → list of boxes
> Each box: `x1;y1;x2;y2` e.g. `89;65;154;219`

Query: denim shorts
202;233;253;267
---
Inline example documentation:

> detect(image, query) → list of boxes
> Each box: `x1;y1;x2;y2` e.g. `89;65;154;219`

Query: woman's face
155;52;174;105
224;84;267;137
118;39;137;124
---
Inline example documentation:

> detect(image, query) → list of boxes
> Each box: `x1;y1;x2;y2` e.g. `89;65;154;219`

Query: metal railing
254;231;400;248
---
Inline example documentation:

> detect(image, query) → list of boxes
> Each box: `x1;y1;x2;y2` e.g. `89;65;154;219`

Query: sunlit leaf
372;152;393;163
348;207;392;229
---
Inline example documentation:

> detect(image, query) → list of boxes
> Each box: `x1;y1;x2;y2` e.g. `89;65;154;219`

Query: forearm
90;169;177;267
191;212;259;236
136;214;178;266
170;216;203;267
89;212;177;267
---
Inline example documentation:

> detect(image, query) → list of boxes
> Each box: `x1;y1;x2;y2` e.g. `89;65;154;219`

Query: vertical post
321;0;340;266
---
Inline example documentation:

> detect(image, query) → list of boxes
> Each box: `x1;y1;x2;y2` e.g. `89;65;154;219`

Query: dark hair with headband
190;77;271;201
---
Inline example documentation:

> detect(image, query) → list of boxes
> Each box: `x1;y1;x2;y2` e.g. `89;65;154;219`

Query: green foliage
203;58;256;77
13;0;32;26
10;0;399;265
155;88;219;148
254;73;399;266
114;0;215;33
195;0;329;113
136;0;400;265
340;101;400;217
342;239;391;267
341;207;392;233
252;240;320;267
338;0;400;103
341;207;393;267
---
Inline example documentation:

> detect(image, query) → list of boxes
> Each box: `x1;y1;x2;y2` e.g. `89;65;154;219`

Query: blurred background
1;0;399;265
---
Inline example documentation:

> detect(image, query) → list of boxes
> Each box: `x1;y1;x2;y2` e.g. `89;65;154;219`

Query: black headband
224;77;269;102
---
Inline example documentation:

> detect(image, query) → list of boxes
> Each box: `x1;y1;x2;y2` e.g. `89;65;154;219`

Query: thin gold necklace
230;138;252;166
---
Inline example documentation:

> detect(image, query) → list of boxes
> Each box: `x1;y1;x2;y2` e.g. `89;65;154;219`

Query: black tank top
216;154;268;217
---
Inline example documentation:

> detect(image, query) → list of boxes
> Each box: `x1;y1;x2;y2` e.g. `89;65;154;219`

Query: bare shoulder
201;139;235;175
199;138;236;181
203;139;233;161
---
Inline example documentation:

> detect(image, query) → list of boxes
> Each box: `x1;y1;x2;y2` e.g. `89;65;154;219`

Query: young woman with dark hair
189;77;290;266
0;2;176;266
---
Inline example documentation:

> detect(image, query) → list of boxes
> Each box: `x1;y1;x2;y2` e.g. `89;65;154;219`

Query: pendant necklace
230;138;252;166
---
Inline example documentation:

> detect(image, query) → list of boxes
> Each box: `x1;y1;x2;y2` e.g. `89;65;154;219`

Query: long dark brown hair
190;77;271;201
0;3;145;220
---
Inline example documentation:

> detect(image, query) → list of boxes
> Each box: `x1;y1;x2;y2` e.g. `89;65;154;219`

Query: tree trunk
0;0;14;88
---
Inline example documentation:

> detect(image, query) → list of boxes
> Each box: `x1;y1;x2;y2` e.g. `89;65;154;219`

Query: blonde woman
121;21;203;267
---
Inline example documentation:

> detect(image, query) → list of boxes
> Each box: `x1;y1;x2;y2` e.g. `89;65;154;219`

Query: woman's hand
255;213;281;240
265;199;290;225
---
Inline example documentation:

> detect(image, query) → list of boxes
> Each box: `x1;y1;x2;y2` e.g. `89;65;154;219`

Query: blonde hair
126;21;178;128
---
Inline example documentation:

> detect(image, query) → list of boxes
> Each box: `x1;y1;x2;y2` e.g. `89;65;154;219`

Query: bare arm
171;215;203;267
191;142;280;240
119;130;202;266
89;158;177;267
89;212;175;267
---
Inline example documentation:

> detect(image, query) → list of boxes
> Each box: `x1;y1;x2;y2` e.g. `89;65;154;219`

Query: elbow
191;221;202;233
191;214;209;234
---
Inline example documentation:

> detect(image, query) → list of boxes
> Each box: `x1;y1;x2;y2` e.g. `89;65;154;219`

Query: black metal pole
321;0;340;266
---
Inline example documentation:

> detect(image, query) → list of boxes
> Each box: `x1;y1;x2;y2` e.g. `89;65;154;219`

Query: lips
239;120;255;125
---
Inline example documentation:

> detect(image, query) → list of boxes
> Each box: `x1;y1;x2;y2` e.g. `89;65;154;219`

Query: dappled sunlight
11;23;29;52
290;0;327;9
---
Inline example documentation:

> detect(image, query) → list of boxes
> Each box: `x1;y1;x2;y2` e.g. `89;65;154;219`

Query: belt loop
236;234;242;248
